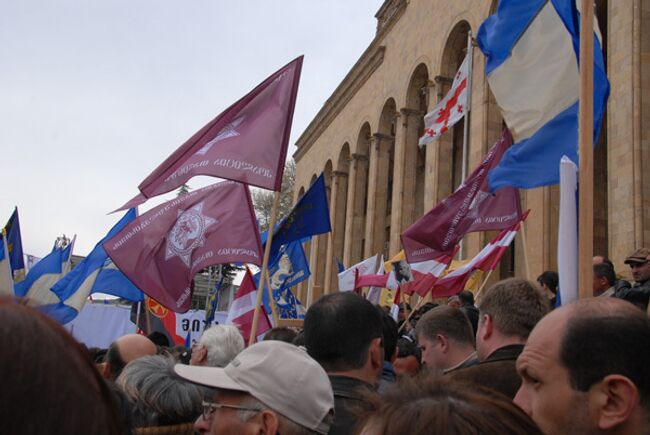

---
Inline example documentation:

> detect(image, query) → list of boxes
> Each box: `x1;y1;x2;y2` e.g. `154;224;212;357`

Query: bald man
103;334;156;380
514;298;650;434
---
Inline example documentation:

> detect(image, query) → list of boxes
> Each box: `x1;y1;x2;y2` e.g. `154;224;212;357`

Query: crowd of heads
3;246;650;435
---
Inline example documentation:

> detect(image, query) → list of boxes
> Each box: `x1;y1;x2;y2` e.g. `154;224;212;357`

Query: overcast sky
1;0;383;257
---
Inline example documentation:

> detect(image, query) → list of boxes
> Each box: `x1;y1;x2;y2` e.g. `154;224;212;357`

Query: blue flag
4;208;25;280
52;209;144;310
256;240;310;320
477;0;609;190
267;173;331;257
205;275;224;326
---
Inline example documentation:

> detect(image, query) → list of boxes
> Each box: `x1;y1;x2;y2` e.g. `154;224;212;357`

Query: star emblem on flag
165;202;218;267
195;116;245;156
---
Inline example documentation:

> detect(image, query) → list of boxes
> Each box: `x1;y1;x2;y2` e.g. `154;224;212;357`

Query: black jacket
328;375;376;435
460;304;479;336
614;279;649;311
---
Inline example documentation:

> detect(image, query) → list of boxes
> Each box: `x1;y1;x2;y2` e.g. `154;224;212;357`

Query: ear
590;375;640;431
436;334;450;354
259;410;280;435
197;346;208;364
479;314;493;342
369;337;383;373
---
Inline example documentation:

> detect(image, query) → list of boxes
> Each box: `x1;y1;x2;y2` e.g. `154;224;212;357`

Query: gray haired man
176;341;334;435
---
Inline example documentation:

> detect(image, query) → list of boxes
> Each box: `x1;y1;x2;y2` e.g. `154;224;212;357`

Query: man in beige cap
620;248;650;311
175;340;334;435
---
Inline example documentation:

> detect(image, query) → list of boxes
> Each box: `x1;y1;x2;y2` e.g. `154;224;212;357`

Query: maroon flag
116;56;303;211
104;181;262;313
401;129;521;263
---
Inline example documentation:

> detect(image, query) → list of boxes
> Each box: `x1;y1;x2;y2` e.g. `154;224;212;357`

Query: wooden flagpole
145;296;152;334
249;191;281;345
520;220;531;281
265;272;280;324
474;269;494;303
578;0;594;299
398;296;426;334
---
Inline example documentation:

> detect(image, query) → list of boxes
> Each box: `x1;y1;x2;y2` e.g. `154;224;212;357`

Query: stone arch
364;99;397;258
404;63;429;224
437;20;472;200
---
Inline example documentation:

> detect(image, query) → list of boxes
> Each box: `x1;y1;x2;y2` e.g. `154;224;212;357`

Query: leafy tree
252;159;295;232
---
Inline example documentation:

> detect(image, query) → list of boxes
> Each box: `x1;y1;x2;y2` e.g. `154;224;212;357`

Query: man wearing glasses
175;340;334;435
620;248;650;311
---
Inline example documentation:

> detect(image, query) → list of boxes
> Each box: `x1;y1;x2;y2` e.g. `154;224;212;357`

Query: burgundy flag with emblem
402;129;522;263
115;56;303;212
104;181;262;313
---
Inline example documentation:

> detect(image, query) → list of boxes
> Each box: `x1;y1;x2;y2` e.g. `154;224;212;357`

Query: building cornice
293;0;408;163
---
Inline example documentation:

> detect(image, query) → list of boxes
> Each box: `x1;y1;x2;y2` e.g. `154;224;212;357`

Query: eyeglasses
201;400;263;421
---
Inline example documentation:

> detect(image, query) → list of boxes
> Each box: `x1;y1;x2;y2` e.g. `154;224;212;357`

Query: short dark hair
396;337;421;363
415;306;474;347
479;278;549;340
560;300;650;413
304;292;383;372
106;342;126;380
458;290;475;306
263;327;298;344
377;307;398;362
593;263;616;287
536;271;559;294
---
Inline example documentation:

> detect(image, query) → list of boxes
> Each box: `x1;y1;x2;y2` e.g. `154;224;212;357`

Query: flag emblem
196;116;245;156
147;298;169;318
165;202;218;267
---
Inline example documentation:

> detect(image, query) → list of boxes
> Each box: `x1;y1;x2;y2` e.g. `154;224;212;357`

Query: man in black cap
619;248;650;311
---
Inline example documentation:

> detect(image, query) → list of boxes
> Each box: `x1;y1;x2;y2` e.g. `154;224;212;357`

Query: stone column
390;108;423;255
306;236;320;306
343;153;369;266
324;170;348;293
364;133;393;258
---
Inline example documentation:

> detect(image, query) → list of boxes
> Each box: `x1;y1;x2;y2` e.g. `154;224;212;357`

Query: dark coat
448;344;524;399
615;279;650;311
328;375;376;435
460;304;479;336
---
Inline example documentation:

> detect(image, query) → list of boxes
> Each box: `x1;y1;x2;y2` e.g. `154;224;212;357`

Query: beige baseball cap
174;341;333;434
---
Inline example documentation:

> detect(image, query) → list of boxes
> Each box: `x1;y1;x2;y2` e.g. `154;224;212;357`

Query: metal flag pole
459;29;474;259
578;0;594;298
249;191;281;345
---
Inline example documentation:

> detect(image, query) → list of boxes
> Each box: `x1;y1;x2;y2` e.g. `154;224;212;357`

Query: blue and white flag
52;209;144;322
0;231;14;295
14;236;76;323
477;0;609;190
255;240;310;320
4;208;25;281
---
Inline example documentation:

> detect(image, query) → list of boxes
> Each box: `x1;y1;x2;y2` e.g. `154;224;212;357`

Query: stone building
293;0;649;304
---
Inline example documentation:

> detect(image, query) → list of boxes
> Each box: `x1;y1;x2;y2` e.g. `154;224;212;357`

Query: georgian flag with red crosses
419;53;470;146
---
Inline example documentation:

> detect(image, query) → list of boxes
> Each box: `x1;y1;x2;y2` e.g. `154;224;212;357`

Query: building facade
293;0;650;304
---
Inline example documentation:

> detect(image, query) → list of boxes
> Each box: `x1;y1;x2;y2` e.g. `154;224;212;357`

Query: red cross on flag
419;53;470;146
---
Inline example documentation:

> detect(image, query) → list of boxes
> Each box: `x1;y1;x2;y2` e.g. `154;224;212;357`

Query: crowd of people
2;248;650;434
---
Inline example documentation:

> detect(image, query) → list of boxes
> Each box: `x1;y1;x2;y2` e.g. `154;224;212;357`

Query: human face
417;334;445;374
194;391;265;435
514;309;592;434
629;258;650;283
393;355;420;378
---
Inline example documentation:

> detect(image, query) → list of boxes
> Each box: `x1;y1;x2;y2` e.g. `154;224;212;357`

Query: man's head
514;298;650;434
624;247;650;283
536;271;558;300
105;334;156;380
476;278;549;361
175;341;334;435
447;296;461;308
458;290;475;307
593;255;614;267
304;292;384;384
593;263;616;296
190;325;244;367
415;305;475;374
393;337;421;378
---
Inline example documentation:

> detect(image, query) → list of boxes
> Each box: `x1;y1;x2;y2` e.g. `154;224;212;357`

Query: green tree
252;159;295;232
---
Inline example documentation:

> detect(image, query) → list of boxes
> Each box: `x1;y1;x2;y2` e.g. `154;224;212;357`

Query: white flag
419;53;470;146
338;254;379;292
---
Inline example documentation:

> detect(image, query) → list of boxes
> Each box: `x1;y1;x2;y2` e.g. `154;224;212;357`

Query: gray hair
235;396;330;435
199;325;244;367
116;355;203;427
